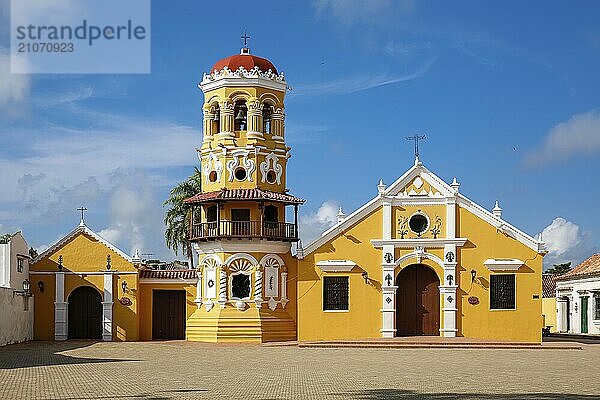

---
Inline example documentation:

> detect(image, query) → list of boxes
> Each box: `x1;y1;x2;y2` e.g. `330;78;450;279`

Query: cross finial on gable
406;134;426;162
77;206;88;226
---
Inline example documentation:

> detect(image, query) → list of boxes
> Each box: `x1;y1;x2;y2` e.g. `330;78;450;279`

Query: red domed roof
211;49;277;74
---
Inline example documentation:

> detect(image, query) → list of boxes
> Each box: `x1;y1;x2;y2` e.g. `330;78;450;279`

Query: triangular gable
384;160;454;198
31;222;132;264
300;159;546;257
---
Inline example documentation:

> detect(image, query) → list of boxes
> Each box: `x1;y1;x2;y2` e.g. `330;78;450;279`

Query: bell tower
185;42;303;343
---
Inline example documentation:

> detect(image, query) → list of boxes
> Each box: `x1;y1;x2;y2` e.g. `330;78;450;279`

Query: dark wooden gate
68;286;102;339
152;290;186;340
396;264;440;336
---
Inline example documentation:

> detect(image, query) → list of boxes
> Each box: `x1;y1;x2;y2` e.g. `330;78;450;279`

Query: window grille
594;295;600;320
323;276;349;311
490;274;515;309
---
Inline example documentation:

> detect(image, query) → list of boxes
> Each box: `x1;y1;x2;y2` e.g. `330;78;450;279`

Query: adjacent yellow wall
138;283;197;341
542;297;557;332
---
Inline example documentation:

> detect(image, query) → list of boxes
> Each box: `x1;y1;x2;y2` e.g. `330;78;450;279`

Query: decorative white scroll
259;152;283;184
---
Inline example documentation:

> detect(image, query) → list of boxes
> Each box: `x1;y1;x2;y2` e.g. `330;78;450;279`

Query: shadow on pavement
337;389;599;399
0;340;138;370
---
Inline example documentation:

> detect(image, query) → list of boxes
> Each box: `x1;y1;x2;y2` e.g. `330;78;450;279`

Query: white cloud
98;170;169;259
524;110;600;167
312;0;413;25
539;217;598;269
541;218;581;257
292;57;435;96
299;200;340;245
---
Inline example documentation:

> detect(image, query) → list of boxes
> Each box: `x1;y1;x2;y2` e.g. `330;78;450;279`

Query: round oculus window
409;213;429;235
208;171;217;182
234;167;247;181
266;170;276;184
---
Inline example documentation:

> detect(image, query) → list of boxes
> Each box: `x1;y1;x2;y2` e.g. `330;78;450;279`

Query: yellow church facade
297;160;546;343
26;45;547;344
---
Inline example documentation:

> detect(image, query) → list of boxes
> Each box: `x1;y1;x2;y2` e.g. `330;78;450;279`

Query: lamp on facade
13;279;32;297
121;280;128;295
361;271;369;284
471;269;477;283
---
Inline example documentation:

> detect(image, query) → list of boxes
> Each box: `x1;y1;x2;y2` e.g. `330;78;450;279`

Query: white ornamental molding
229;258;253;272
202;153;223;181
226;150;256;182
202;66;285;84
259;152;283;184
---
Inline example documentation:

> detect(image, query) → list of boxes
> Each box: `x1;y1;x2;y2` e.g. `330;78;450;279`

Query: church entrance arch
395;264;440;336
68;286;102;339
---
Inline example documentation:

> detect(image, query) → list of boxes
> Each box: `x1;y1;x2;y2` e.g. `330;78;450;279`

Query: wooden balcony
190;221;298;242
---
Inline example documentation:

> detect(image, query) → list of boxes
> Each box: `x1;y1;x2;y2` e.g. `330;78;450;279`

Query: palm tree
164;167;202;268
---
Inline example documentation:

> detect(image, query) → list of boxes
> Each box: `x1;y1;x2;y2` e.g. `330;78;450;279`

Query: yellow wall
298;208;383;340
31;232;140;341
542;297;557;332
456;206;543;342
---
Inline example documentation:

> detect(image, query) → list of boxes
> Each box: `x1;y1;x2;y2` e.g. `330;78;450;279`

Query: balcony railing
190;221;298;241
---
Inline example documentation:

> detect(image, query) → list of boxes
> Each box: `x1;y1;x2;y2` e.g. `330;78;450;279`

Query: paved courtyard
1;340;599;400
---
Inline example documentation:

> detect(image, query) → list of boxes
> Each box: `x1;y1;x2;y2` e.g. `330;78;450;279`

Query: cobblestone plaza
0;340;599;399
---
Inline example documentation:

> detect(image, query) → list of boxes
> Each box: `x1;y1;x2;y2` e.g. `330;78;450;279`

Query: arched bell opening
234;100;247;131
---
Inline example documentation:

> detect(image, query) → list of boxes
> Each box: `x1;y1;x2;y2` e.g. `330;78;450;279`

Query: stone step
297;342;582;350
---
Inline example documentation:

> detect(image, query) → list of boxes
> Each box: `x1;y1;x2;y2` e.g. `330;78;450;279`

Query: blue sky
1;0;599;268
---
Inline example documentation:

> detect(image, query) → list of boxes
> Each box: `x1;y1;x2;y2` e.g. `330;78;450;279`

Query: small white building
0;232;34;346
555;254;600;335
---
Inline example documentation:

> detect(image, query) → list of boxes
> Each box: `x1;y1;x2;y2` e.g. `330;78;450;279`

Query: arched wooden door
396;264;440;336
68;286;102;339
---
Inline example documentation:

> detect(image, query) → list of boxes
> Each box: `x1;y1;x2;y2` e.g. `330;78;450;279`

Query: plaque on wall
264;266;279;298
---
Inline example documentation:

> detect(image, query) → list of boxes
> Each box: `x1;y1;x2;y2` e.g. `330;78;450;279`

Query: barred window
490;274;516;310
323;276;349;311
595;296;600;320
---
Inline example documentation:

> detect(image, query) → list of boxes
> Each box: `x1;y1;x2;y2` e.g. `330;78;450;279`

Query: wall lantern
37;280;44;293
14;279;32;297
470;269;477;283
121;280;128;295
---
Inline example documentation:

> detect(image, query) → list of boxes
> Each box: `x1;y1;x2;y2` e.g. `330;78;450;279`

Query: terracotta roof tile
557;254;600;280
212;53;277;74
184;188;305;205
542;274;559;298
139;269;196;280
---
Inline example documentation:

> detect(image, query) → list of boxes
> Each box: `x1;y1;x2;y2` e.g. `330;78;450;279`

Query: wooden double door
68;286;102;339
152;290;186;340
396;264;440;336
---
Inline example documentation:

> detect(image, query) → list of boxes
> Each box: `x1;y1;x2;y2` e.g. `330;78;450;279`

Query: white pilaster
445;198;456;238
54;272;67;340
194;269;203;308
382;199;392;240
102;272;114;341
254;268;263;308
556;298;568;332
440;242;458;337
218;269;227;308
280;271;288;309
380;262;397;338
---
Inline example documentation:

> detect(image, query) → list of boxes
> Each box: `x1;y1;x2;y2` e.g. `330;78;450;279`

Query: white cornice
456;194;545;254
31;224;132;264
193;240;291;255
483;258;524;271
371;238;468;248
316;260;357;272
300;195;381;258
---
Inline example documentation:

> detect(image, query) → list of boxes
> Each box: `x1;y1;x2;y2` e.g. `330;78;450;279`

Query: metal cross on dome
241;31;250;47
406;134;426;159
